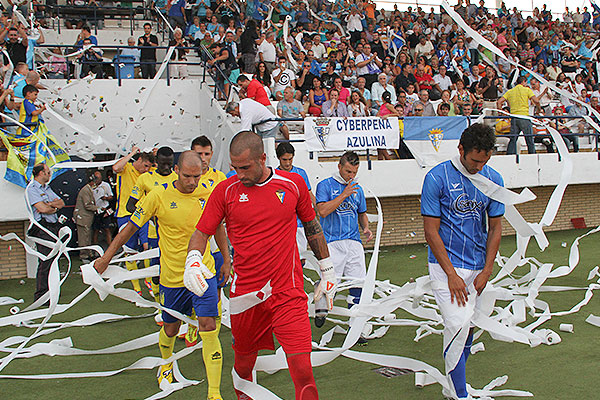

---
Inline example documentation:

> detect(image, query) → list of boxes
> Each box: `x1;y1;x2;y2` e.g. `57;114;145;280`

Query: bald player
185;131;336;400
95;151;230;400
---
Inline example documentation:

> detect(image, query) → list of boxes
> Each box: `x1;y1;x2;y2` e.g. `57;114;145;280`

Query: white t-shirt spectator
345;13;364;32
272;68;296;94
239;98;277;132
93;181;112;210
371;82;397;104
415;41;434;59
258;40;277;63
433;74;453;91
312;42;327;61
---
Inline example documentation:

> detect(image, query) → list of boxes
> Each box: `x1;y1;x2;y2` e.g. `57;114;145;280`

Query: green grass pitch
0;229;598;399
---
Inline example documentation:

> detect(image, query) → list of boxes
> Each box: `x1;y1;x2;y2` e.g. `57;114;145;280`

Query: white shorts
428;262;483;329
296;227;307;256
328;239;366;280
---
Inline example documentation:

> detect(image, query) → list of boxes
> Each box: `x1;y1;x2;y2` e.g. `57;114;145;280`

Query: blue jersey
316;176;367;243
278;165;312;227
421;160;505;271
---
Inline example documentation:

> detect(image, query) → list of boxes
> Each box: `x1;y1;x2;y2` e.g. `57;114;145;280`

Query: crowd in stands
1;0;599;157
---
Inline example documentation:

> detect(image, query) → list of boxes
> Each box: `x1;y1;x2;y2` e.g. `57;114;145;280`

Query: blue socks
448;333;473;399
347;287;362;308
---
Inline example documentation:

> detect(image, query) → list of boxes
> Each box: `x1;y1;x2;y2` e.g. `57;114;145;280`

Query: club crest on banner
428;128;444;152
312;117;331;149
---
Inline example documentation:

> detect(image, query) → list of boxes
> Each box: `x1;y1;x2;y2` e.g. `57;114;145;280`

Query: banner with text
304;116;400;151
402;116;469;168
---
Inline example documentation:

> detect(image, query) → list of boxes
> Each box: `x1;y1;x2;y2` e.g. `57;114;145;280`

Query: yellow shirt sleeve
130;187;161;229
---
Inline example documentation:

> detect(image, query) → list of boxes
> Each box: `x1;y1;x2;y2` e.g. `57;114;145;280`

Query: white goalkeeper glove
314;257;337;311
183;250;215;297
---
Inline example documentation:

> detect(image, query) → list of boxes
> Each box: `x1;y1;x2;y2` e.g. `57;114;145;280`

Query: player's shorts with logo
230;287;311;355
159;277;219;324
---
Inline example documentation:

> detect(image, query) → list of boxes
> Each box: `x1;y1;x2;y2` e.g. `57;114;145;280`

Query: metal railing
46;4;152;36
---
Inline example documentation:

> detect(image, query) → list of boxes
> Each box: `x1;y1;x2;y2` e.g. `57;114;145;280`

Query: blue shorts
148;237;160;266
160;277;219;324
212;251;228;288
117;216;149;252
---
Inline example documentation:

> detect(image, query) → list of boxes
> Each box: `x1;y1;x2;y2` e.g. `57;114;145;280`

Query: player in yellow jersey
112;146;155;295
185;136;228;347
95;151;231;400
126;147;177;304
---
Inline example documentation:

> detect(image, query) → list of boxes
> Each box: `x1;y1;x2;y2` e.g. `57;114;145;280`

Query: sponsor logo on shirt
170;202;178;209
450;182;462;191
275;190;285;204
451;193;483;217
239;193;249;202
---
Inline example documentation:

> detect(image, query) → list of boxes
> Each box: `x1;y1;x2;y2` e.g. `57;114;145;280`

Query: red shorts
230;287;312;355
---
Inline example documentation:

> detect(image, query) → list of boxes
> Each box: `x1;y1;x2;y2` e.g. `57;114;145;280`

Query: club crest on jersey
170;201;178;209
199;198;206;209
428;128;444;152
208;179;214;187
239;193;249;202
312;117;331;149
275;190;285;204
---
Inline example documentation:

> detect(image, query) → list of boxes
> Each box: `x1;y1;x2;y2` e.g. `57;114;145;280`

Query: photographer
77;37;103;78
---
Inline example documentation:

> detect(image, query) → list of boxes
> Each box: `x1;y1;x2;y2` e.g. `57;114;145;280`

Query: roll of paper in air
9;306;20;315
559;323;574;333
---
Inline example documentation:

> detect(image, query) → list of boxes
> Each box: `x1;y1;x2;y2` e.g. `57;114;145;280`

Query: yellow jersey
199;167;227;194
130;181;214;287
502;85;534;116
116;163;142;218
130;170;178;239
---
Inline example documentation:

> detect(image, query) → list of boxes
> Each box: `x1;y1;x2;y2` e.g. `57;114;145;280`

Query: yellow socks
199;328;222;399
125;260;141;293
215;299;222;335
158;327;176;384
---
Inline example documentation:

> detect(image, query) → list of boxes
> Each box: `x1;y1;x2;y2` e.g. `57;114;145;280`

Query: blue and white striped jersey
316;176;367;243
421;160;505;271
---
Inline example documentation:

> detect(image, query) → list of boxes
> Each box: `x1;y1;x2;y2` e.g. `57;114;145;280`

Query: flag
402;116;469;168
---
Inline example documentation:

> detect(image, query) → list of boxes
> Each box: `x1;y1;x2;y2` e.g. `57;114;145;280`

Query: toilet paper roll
9;306;20;315
559;323;574;333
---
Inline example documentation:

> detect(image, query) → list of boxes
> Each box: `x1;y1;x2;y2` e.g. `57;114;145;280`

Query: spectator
396;91;412;116
321;60;341;89
415;63;439;98
394;63;418;94
74;174;99;264
271;56;296;100
297;60;317;98
311;34;327;61
308;77;328;116
258;32;277;73
168;0;187;30
497;76;541;154
120;36;141;76
1;25;28;65
138;23;159;79
461;103;473;117
371;72;396;114
479;65;502;110
530;78;552;114
91;170;113;247
78;38;103;78
74;25;98;48
415;36;434;60
438;102;451;116
433;65;453;92
565;101;587;152
332;77;350;105
253;61;272;93
239;19;259;74
347;90;369;117
452;79;475;115
225;99;280;165
415;89;435;116
26;163;65;301
25;23;44;70
237;74;271;108
438;90;456;116
168;27;189;79
355;43;382;90
208;41;239;100
277;86;305;137
322;88;349;117
43;48;67;79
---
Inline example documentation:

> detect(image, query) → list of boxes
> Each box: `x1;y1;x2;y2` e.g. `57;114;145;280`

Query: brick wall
0;220;28;280
362;183;600;248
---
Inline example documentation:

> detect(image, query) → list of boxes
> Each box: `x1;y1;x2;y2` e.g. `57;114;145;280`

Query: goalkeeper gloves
183;250;214;297
314;257;337;311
